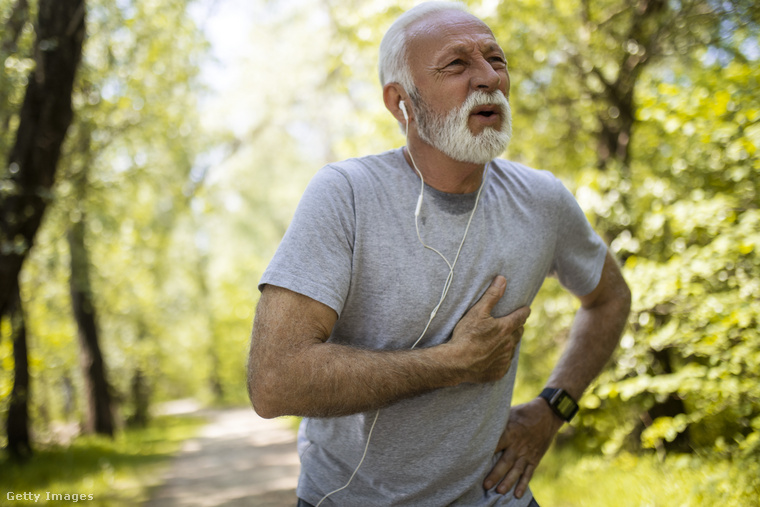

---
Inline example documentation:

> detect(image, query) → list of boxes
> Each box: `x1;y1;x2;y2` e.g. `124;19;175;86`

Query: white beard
411;89;512;164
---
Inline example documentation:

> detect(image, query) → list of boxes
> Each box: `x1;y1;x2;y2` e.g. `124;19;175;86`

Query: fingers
452;276;531;384
472;275;507;316
484;450;514;490
498;457;527;495
471;276;531;328
485;402;557;499
484;454;534;499
514;464;535;499
498;306;531;332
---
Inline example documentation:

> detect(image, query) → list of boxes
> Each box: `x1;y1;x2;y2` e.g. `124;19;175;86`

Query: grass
0;414;206;506
531;445;760;507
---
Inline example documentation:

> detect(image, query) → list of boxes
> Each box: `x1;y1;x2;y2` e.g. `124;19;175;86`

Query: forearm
250;339;460;419
249;279;529;419
546;253;631;400
546;303;626;399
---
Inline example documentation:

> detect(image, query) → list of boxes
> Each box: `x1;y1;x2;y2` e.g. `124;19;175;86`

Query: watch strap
539;387;579;422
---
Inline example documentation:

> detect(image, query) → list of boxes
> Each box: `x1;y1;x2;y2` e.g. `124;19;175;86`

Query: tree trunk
68;218;114;437
200;257;224;402
4;281;31;460
0;0;85;314
594;0;665;173
127;322;150;429
209;352;224;401
128;368;149;428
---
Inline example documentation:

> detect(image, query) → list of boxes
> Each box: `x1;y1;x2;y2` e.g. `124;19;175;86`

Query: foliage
469;0;760;476
1;0;217;444
532;445;760;506
0;414;205;506
2;0;759;500
61;0;213;407
593;55;760;455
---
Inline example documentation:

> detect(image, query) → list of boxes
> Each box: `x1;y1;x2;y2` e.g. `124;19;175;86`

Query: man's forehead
444;40;504;57
405;10;501;59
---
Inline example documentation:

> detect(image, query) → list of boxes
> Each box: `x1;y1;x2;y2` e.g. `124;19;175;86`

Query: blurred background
1;0;758;505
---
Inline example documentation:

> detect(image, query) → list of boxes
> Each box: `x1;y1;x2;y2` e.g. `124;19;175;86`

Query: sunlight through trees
1;0;758;503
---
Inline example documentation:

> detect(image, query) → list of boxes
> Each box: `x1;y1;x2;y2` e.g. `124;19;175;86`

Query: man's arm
248;276;530;419
484;250;631;497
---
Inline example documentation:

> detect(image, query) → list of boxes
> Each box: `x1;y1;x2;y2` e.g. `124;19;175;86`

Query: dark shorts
297;497;541;506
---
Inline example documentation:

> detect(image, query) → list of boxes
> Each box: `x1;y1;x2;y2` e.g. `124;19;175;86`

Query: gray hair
378;1;469;93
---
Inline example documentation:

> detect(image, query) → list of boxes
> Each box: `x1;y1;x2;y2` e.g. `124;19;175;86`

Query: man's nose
471;58;502;92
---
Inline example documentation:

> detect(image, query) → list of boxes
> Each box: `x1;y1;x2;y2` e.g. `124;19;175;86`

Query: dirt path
144;402;300;507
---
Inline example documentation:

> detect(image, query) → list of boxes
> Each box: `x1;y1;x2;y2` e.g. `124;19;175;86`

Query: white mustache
463;91;509;116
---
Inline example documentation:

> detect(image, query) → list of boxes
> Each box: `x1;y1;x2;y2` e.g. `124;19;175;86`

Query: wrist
427;342;467;387
534;398;566;433
538;387;579;423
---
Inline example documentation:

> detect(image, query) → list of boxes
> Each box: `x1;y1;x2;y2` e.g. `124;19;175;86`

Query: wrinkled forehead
405;9;500;61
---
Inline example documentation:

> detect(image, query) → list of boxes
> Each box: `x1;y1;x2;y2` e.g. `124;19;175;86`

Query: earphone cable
315;103;489;506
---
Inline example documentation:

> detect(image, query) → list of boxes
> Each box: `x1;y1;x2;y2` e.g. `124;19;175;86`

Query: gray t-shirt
259;148;607;506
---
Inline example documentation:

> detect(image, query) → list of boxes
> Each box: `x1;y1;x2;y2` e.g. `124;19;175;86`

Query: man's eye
490;57;507;66
447;59;465;67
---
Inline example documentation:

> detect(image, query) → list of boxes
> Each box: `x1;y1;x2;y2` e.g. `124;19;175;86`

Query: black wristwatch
539;387;579;423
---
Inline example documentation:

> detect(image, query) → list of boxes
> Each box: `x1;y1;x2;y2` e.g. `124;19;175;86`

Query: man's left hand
483;398;563;498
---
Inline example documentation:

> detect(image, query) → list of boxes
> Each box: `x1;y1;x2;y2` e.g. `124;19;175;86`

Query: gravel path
144;403;300;507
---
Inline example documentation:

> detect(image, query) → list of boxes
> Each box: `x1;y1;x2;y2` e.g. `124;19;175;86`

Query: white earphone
400;99;408;121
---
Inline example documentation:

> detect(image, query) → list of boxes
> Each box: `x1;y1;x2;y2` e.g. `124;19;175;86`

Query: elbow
247;366;287;419
249;387;284;420
251;399;281;420
607;258;632;317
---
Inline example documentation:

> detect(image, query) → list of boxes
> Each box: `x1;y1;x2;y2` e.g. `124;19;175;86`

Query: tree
69;215;115;436
1;0;85;459
4;283;30;459
2;0;212;447
50;0;211;424
0;0;85;314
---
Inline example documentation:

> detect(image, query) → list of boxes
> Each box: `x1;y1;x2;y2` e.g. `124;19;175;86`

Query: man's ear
383;83;411;126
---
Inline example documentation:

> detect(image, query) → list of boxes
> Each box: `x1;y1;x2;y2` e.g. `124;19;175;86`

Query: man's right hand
447;276;530;384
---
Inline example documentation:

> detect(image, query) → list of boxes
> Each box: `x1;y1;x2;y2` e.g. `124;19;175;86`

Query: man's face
405;10;512;163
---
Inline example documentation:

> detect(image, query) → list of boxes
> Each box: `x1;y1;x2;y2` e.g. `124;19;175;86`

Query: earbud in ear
400;100;408;122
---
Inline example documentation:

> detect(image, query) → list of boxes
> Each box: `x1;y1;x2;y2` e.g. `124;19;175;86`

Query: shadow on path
144;403;299;507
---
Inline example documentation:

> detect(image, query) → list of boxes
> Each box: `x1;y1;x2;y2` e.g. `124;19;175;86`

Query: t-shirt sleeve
258;166;354;316
549;177;608;297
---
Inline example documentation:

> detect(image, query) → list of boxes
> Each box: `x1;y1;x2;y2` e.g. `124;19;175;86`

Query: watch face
556;393;575;417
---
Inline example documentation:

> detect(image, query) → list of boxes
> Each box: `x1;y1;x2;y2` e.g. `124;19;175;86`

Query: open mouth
471;105;501;118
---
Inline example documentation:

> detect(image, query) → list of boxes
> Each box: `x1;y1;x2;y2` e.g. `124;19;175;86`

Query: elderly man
248;2;631;506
